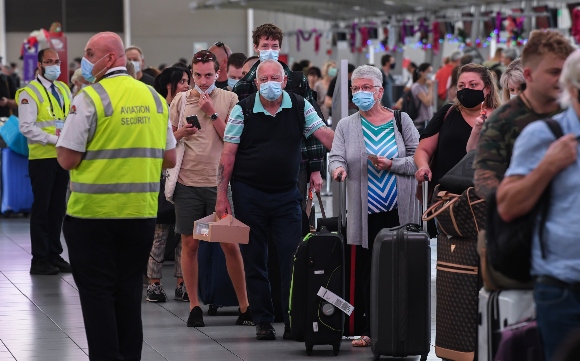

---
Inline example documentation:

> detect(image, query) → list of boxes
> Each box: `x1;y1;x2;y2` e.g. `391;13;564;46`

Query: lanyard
101;70;129;79
37;77;64;119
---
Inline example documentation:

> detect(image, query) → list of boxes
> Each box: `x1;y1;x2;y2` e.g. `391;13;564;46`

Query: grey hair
503;48;518;61
256;59;284;79
351;65;383;87
450;51;463;62
71;68;84;84
558;49;580;108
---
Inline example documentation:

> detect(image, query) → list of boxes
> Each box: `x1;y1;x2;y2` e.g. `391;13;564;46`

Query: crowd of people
2;20;579;360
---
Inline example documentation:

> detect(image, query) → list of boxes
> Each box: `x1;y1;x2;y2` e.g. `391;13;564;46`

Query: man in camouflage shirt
474;30;575;200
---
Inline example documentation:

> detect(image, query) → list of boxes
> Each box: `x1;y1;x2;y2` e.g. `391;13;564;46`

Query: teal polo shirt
224;91;324;144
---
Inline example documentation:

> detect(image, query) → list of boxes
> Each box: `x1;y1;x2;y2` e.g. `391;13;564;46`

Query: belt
536;275;580;293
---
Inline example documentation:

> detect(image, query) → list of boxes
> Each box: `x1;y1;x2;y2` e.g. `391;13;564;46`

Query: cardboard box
193;213;250;244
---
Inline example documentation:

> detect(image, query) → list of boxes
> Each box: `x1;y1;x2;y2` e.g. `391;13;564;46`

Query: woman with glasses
329;65;421;347
143;67;192;303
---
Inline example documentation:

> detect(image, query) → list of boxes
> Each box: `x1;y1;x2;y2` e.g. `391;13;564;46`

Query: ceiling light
383;0;396;5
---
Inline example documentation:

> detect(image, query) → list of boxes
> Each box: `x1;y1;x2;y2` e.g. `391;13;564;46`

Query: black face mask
457;88;485;109
390;62;396;70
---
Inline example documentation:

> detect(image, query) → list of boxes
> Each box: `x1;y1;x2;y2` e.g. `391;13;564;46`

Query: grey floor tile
0;211;445;361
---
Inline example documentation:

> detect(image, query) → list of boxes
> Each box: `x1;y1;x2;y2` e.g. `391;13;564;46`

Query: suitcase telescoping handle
422;174;429;233
337;173;346;234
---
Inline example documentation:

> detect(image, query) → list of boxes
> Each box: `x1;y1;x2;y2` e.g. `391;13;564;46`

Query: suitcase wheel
332;343;340;356
305;343;313;356
208;304;219;316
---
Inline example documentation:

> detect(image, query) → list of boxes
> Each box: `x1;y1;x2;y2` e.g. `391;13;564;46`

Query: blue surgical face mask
43;65;61;81
259;81;283;101
228;78;239;89
352;91;377;111
259;49;280;62
195;83;216;95
327;67;337;77
81;55;107;83
131;60;141;73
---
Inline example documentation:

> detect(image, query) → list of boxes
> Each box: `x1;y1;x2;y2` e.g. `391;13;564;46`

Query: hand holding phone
186;115;201;130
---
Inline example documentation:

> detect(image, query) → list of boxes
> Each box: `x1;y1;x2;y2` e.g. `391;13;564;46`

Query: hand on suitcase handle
333;167;347;182
415;167;431;183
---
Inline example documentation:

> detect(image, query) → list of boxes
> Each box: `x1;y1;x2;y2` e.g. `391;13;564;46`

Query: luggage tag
317;286;354;316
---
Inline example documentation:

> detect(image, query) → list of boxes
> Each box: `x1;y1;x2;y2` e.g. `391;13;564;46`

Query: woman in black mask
413;64;500;187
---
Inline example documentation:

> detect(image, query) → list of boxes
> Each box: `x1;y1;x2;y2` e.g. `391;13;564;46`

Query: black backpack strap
393;110;403;136
240;94;256;122
544;119;564;139
536;119;564;259
291;71;306;96
289;92;306;128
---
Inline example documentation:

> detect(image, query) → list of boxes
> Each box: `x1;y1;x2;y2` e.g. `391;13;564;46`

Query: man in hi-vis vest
17;48;73;275
56;32;176;361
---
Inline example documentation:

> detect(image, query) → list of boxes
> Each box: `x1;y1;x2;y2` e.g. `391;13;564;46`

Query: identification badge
317;287;354;316
55;120;64;137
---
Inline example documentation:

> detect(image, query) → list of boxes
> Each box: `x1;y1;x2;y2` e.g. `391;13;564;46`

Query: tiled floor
0;209;440;361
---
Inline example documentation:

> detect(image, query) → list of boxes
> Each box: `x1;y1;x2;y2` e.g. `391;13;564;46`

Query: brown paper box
193;213;250;244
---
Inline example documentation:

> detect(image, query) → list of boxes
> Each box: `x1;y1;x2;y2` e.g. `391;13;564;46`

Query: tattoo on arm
474;169;500;200
217;163;225;187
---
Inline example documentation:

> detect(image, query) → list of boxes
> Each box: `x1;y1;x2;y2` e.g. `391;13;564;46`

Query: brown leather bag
422;187;486;240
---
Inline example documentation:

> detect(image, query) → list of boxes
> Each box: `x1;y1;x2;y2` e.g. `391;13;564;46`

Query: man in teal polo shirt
216;59;334;341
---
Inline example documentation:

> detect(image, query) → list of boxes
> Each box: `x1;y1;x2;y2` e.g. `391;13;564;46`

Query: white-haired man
216;59;334;340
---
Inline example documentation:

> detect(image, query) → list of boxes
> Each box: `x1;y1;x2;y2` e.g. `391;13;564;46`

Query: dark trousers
361;209;400;336
29;158;69;262
63;216;156;361
232;180;302;325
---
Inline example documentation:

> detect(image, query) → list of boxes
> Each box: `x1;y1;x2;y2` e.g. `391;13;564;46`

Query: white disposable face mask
510;93;518;99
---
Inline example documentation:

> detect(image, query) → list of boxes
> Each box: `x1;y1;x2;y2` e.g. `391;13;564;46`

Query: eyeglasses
351;85;380;93
213;41;229;59
193;50;216;63
41;60;62;66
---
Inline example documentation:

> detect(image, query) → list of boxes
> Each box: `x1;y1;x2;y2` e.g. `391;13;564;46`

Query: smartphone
186;115;201;129
366;152;378;162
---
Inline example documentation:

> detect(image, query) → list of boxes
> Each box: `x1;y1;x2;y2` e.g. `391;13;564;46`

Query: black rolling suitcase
370;179;431;361
289;179;347;356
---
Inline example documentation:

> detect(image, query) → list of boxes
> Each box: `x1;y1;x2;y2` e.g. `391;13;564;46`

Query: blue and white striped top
362;116;398;214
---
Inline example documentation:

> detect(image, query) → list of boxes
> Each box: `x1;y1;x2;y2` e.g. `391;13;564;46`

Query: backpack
401;88;420;120
486;119;563;283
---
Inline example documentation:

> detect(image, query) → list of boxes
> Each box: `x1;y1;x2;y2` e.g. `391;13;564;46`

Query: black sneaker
30;260;59;275
146;282;167;302
50;256;71;272
187;306;205;327
174;282;189;302
256;322;276;340
235;307;255;326
283;325;293;340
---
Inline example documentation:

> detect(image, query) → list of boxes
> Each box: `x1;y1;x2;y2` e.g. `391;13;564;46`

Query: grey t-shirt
411;82;434;124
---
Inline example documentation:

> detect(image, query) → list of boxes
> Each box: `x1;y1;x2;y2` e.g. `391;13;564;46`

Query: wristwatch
210;113;218;121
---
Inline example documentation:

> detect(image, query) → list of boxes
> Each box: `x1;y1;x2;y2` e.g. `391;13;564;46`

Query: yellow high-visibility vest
16;79;71;159
67;75;168;219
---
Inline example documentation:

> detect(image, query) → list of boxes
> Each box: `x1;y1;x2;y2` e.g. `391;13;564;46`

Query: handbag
438;149;475;194
164;91;188;203
422;186;486;240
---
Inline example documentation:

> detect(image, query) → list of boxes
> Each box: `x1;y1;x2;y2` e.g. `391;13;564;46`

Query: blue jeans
535;282;580;361
232;180;302;325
